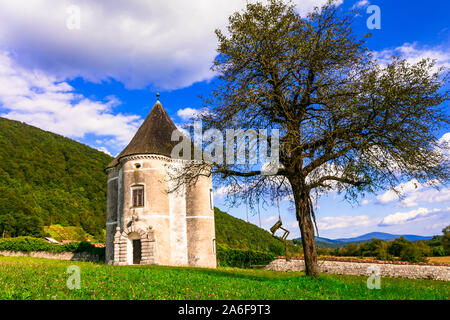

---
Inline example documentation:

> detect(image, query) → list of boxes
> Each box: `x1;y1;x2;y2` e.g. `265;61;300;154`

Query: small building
104;97;216;268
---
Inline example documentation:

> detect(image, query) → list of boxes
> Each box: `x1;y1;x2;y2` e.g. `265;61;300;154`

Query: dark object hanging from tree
270;219;290;241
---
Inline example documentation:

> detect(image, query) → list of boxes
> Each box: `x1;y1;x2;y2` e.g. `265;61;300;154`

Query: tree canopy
173;0;449;276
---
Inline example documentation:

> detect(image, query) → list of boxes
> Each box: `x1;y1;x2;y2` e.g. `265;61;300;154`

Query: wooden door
132;239;141;265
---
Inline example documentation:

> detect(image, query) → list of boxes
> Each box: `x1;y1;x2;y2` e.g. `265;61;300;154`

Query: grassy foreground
0;256;448;300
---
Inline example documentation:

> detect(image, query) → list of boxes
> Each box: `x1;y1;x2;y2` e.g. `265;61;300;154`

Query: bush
0;236;104;259
0;237;60;253
432;246;446;257
317;247;331;256
388;237;410;257
399;246;427;263
442;225;450;254
216;244;274;268
375;242;393;261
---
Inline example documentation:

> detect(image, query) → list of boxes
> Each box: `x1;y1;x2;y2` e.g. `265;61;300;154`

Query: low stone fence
0;250;101;262
265;258;450;281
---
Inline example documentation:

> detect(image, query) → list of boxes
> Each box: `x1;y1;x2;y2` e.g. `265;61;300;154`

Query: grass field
0;256;448;300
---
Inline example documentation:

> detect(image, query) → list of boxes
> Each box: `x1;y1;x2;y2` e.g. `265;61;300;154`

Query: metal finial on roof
156;92;160;101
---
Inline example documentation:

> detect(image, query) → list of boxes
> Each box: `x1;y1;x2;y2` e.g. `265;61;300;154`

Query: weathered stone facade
113;225;156;265
266;258;450;281
105;100;216;268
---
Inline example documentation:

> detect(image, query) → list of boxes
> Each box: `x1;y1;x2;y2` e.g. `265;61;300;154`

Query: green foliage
0;117;112;240
0;236;104;259
0;237;61;253
424;235;443;247
373;241;392;261
432;246;446;257
0;257;448;300
388;237;411;257
216;244;275;268
399;246;427;263
324;236;443;261
442;225;450;254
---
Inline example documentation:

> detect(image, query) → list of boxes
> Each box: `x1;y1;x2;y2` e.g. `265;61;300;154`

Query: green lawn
0;256;448;300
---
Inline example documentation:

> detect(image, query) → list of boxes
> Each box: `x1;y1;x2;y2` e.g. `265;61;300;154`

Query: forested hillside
0;117;112;239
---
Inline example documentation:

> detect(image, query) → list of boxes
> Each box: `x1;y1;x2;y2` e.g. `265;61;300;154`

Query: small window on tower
132;186;144;207
209;188;213;210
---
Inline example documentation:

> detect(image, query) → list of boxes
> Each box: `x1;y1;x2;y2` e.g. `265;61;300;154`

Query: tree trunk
291;179;320;277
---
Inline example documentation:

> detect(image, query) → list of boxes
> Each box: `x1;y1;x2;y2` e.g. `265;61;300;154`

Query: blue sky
0;0;448;239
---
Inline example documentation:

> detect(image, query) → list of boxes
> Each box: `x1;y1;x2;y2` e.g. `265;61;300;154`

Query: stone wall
266;258;450;281
0;250;101;262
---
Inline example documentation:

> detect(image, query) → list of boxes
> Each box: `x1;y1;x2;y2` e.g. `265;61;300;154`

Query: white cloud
439;132;450;145
96;146;112;156
293;0;343;15
351;0;370;9
376;176;449;207
379;207;442;226
438;132;450;159
0;51;141;151
400;188;450;207
0;0;336;91
214;185;242;199
177;107;208;121
317;215;377;230
174;123;191;140
263;215;278;224
377;179;424;204
374;42;450;70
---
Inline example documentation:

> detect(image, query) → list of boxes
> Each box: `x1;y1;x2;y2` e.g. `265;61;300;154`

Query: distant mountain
296;232;433;248
334;232;433;243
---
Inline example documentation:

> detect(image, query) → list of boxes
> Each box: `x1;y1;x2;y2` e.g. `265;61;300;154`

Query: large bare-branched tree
169;0;449;277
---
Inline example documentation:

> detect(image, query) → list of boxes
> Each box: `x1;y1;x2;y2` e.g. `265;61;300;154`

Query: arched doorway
114;225;156;265
127;232;141;265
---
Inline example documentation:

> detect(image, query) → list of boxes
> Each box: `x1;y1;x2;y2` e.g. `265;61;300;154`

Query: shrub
0;236;104;259
216;244;274;268
388;236;410;257
317;247;331;256
442;225;450;254
375;242;393;261
399;246;427;263
0;237;58;253
432;246;446;257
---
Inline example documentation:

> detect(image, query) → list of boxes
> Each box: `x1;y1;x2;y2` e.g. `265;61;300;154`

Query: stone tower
104;98;216;268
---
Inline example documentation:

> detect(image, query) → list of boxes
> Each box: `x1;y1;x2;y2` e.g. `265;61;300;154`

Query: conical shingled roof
106;100;179;168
